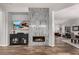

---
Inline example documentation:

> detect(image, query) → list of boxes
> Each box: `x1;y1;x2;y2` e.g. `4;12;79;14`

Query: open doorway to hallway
55;4;79;48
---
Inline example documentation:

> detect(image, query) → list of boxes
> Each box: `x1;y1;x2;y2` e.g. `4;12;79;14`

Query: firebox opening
33;36;45;42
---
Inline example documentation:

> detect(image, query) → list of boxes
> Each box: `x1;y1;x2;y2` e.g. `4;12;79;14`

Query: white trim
0;44;9;46
52;11;55;46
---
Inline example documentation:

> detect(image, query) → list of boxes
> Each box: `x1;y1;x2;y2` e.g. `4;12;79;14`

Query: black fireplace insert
33;36;45;42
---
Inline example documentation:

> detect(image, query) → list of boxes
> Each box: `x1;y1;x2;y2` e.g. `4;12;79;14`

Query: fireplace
33;36;45;42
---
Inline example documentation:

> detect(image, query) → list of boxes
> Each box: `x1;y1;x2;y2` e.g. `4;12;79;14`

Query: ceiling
55;4;79;19
55;4;79;25
0;3;75;11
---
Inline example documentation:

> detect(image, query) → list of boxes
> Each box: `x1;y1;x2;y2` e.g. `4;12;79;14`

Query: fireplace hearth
33;36;45;42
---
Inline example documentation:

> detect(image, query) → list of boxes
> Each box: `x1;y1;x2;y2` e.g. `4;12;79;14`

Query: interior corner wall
0;8;3;46
5;11;9;46
0;7;9;46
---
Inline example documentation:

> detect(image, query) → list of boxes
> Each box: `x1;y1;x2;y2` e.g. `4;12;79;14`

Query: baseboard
49;44;55;47
0;44;9;46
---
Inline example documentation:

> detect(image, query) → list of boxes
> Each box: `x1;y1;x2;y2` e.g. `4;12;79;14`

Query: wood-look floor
0;37;79;55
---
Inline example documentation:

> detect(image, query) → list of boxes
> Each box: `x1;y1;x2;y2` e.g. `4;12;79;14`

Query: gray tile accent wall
29;8;49;46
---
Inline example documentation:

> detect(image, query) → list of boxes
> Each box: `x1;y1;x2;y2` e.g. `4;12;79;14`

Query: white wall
0;8;3;46
56;18;79;36
0;6;9;46
6;7;29;12
63;19;79;35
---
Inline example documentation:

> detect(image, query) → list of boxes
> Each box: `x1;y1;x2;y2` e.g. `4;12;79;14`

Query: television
72;26;79;31
13;20;22;28
13;20;29;29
